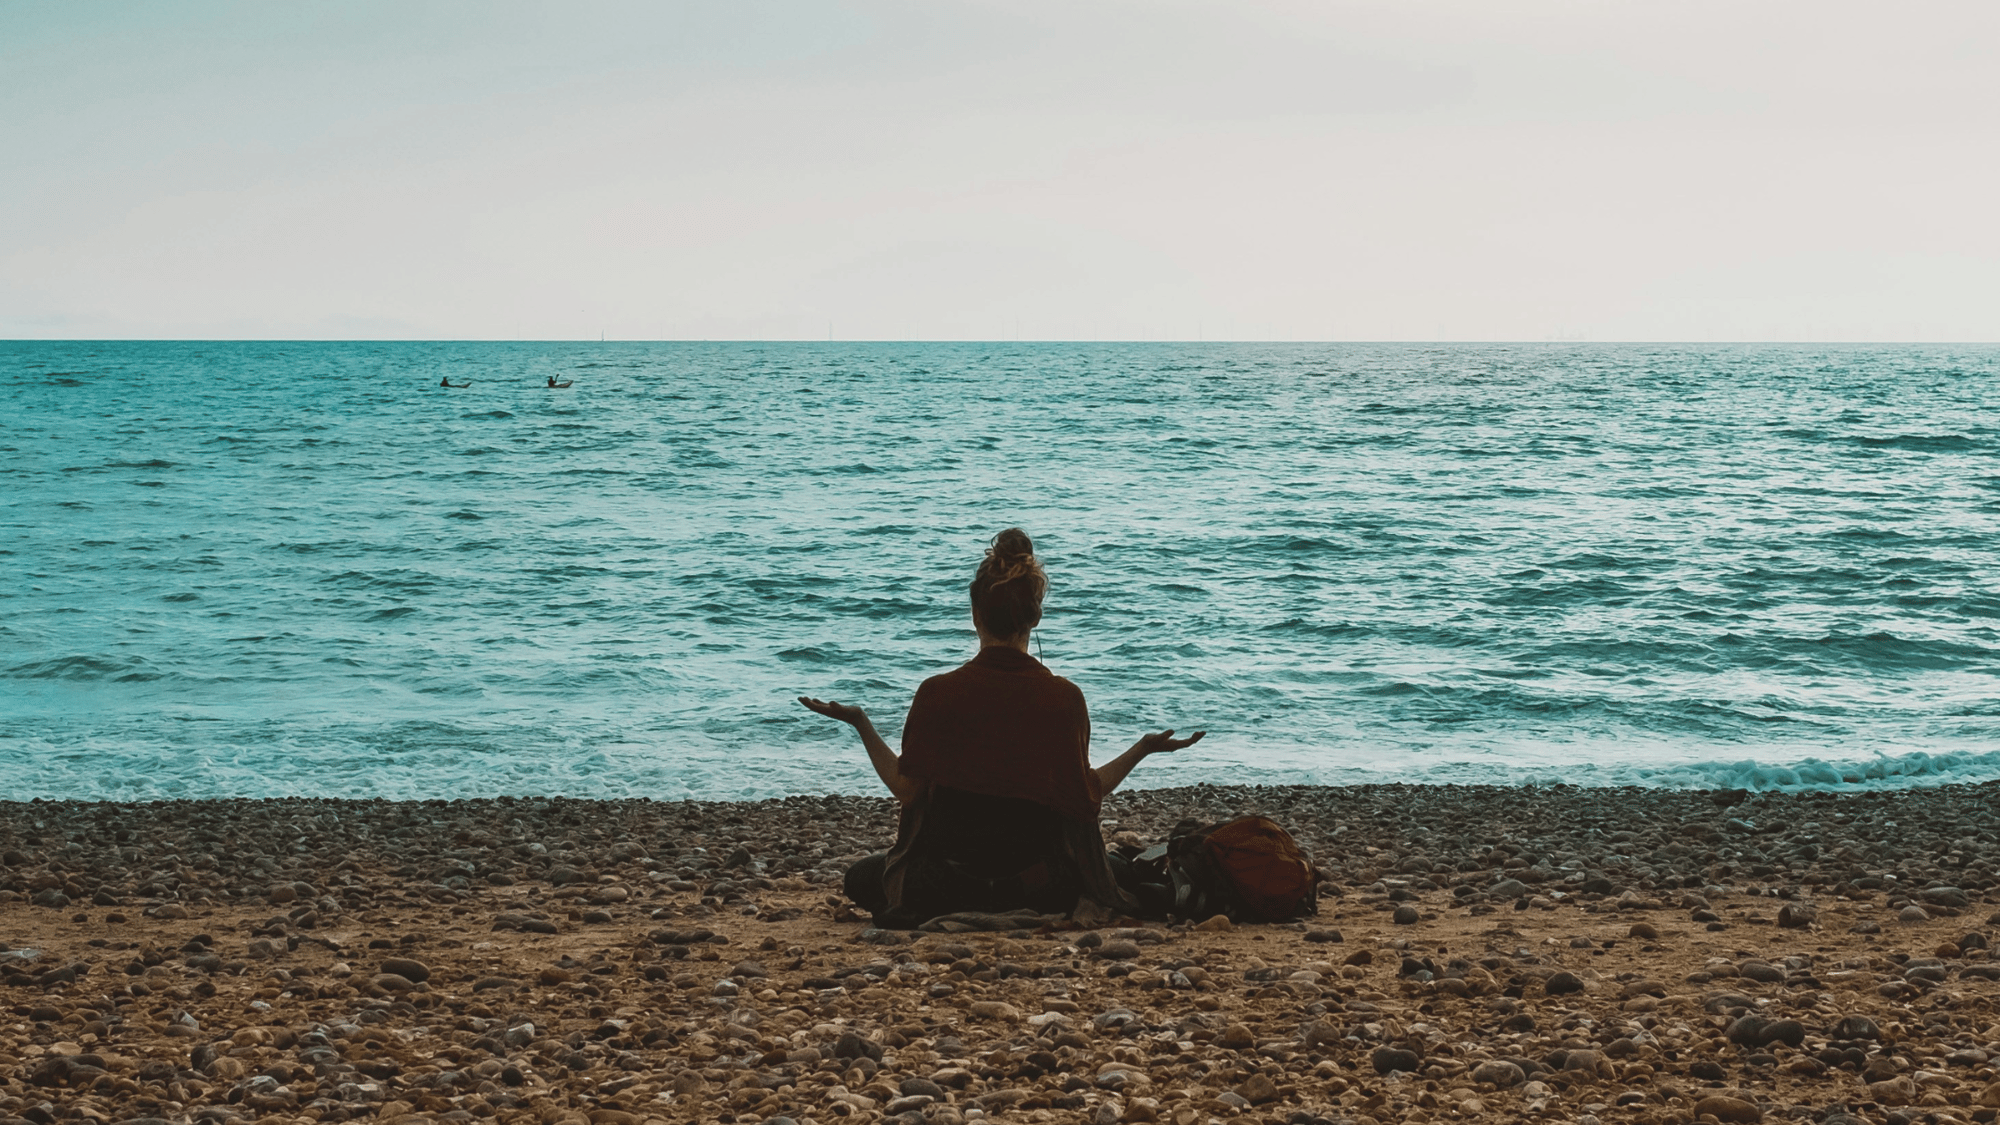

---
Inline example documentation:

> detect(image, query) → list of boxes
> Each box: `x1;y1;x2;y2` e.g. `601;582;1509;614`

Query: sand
2;783;1999;1125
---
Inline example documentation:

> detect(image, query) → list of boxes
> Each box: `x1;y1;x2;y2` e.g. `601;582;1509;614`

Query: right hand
798;696;870;728
1135;728;1205;756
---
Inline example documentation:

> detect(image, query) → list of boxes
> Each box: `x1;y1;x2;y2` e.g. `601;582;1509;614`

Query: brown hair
969;527;1046;640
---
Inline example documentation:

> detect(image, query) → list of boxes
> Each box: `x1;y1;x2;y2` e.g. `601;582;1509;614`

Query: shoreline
4;783;1998;1125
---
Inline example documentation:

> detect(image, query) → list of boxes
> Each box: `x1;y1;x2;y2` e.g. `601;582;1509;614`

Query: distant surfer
440;377;471;388
546;376;573;389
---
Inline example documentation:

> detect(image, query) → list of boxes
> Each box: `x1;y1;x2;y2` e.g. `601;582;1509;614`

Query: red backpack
1163;816;1320;922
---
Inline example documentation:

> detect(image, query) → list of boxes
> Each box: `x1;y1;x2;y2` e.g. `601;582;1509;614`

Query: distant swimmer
546;376;573;388
440;377;471;388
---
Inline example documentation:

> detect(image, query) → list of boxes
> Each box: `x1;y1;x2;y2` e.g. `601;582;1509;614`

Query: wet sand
2;783;1998;1125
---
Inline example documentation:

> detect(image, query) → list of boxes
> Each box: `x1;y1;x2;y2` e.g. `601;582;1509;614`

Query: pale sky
3;1;1995;341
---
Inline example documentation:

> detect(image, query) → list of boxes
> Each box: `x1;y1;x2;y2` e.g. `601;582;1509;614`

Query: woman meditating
799;528;1202;927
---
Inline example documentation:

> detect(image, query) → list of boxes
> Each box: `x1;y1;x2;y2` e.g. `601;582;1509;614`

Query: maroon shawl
897;646;1102;824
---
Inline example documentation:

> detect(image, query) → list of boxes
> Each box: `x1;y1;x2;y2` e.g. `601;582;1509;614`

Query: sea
4;341;1999;802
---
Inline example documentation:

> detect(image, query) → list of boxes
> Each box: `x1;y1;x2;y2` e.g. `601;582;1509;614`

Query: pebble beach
3;783;1998;1125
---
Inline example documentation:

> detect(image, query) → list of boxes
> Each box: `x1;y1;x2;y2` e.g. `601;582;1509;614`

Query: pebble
1544;970;1585;994
378;956;430;983
1234;1074;1279;1104
1371;1047;1423;1075
1776;903;1816;928
1216;1024;1256;1050
1693;1095;1763;1122
1471;1060;1526;1087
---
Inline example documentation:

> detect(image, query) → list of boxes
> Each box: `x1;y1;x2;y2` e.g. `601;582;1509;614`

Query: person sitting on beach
799;528;1203;927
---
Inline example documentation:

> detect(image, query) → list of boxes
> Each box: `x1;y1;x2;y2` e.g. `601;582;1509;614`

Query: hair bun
971;528;1046;639
989;527;1035;563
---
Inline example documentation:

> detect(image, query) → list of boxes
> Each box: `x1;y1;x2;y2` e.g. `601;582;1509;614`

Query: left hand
1136;729;1205;756
798;696;871;729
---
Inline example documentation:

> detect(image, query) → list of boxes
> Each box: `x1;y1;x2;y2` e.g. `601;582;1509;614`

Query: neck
977;629;1031;654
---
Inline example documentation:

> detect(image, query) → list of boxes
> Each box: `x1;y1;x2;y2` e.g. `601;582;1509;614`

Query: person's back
802;528;1203;926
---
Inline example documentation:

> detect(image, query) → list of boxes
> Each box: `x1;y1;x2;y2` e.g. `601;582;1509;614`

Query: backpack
1148;816;1320;922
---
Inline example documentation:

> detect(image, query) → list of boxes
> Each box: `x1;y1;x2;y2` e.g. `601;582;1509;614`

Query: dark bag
1155;816;1320;922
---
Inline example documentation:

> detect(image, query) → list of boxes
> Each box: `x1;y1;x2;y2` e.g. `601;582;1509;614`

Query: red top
898;646;1101;824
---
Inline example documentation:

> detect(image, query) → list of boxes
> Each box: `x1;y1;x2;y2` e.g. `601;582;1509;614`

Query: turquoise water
4;341;1999;800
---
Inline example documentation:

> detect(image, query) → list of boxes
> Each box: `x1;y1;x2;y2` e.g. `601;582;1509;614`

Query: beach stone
1726;1016;1770;1046
1759;1019;1806;1048
1490;878;1530;898
1562;1049;1603;1073
1301;1020;1342;1049
1216;1024;1255;1050
1392;905;1420;925
1693;1095;1763;1123
1899;905;1931;923
1371;1047;1422;1075
1471;1060;1526;1087
1627;922;1659;939
1099;939;1142;960
1737;960;1784;983
1544;971;1584;995
1195;914;1232;933
968;1001;1020;1021
379;957;430;983
833;1032;883;1062
1689;1060;1727;1082
1304;928;1342;943
1234;1074;1279;1104
1919;886;1969;908
1777;903;1816;929
1868;1076;1917;1105
899;1078;945;1100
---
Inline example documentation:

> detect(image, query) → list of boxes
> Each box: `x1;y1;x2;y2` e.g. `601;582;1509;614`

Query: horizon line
6;338;1999;347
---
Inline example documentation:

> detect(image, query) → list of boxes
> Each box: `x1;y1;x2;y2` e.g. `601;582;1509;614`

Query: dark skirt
847;784;1137;926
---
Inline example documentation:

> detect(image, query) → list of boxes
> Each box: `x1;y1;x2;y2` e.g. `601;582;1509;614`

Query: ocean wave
1593;749;2000;791
6;654;147;680
1849;433;1984;453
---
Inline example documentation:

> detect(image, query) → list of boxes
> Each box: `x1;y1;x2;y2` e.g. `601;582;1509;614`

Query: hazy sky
3;1;1995;341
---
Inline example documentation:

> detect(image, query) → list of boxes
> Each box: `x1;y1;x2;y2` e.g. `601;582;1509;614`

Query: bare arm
1093;729;1205;797
798;697;923;805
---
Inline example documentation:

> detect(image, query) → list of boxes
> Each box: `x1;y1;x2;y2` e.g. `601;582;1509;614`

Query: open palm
798;696;869;728
1137;728;1205;756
